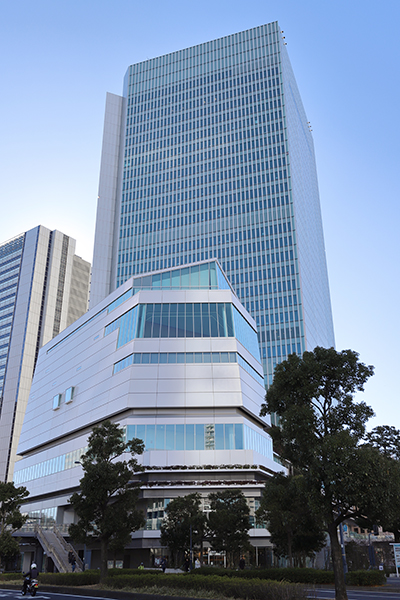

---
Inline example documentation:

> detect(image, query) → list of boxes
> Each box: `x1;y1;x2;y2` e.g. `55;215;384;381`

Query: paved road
1;585;400;600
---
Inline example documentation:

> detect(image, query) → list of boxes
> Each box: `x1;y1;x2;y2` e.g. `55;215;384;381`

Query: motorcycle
21;578;38;596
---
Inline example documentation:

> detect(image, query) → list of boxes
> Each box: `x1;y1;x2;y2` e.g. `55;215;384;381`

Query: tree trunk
287;531;293;567
327;521;347;600
100;537;108;582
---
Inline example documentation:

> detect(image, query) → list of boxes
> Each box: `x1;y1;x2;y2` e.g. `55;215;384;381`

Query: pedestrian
161;557;167;572
239;556;245;570
195;558;201;569
71;555;76;572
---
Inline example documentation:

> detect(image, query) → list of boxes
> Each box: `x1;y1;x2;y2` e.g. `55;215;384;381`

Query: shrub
194;566;335;584
107;568;161;577
346;570;386;586
104;573;308;599
0;572;23;581
39;571;100;586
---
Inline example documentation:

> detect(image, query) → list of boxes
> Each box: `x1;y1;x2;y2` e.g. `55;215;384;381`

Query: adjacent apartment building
0;226;90;482
90;21;335;389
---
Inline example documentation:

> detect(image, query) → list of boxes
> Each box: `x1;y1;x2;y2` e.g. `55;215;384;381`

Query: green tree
366;425;400;460
160;493;206;567
257;473;325;567
260;347;375;600
207;490;251;568
364;426;400;541
0;482;29;567
69;420;145;581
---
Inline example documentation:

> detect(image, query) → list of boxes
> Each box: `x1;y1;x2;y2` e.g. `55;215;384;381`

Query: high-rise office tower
91;21;335;386
0;226;90;481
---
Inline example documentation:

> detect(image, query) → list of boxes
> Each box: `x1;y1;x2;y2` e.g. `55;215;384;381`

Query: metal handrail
36;526;66;573
52;526;83;571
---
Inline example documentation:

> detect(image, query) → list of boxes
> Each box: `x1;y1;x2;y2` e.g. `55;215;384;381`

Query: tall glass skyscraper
0;226;90;481
91;21;335;386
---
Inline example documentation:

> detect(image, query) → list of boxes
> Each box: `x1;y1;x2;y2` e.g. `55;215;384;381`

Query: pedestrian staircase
36;525;83;573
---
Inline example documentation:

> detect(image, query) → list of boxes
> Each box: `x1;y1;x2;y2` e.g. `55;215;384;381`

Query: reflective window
65;386;75;403
52;394;62;410
113;350;240;374
129;261;232;292
14;421;273;486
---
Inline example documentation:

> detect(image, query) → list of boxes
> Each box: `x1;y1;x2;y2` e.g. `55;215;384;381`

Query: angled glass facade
92;22;335;386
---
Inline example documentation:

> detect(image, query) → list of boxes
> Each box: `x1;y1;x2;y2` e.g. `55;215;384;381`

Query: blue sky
1;0;399;429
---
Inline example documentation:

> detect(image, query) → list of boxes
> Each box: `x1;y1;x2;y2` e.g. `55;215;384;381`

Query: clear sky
0;0;398;429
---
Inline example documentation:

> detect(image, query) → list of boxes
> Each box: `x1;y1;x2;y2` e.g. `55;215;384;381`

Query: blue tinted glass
235;424;244;449
210;263;217;288
217;304;226;336
215;424;224;450
144;304;153;337
152;304;161;337
196;424;204;450
127;425;136;441
137;424;146;443
137;305;145;338
199;263;209;288
177;304;185;337
209;304;218;336
232;306;261;360
146;425;155;449
186;424;194;450
156;425;165;449
186;303;193;337
225;304;234;337
169;304;177;337
190;265;199;288
152;273;161;288
193;304;202;337
181;267;190;288
176;425;184;450
117;305;139;348
161;271;170;288
171;269;180;289
160;304;169;337
225;424;234;449
166;425;174;450
202;304;210;337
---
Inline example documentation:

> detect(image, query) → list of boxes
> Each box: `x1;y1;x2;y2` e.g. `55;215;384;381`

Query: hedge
195;566;335;584
104;573;308;600
346;570;386;586
107;568;161;577
38;571;100;586
194;566;386;586
0;573;24;581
